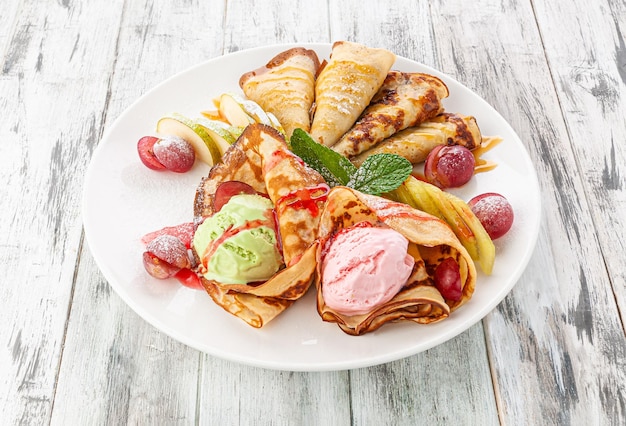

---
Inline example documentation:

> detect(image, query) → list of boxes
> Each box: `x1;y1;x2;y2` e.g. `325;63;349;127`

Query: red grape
137;136;166;170
142;251;180;279
152;135;195;173
424;145;475;189
213;181;258;212
143;235;192;280
468;193;514;240
434;257;462;301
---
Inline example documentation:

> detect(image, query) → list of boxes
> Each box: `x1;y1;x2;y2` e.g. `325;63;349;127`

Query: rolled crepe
350;112;482;167
310;41;395;147
332;72;449;158
239;47;320;138
315;186;477;335
193;124;328;327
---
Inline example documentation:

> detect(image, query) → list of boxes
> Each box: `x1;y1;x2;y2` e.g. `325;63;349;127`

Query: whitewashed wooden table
2;0;625;424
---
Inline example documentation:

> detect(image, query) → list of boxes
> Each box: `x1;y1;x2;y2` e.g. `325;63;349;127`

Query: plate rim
82;42;542;371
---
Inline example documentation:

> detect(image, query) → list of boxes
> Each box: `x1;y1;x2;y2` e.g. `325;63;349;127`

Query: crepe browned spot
194;124;327;327
350;112;482;167
310;41;395;147
332;72;449;158
239;47;320;138
315;186;476;336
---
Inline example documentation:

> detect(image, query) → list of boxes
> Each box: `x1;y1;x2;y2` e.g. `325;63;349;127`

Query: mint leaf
290;129;357;186
347;154;413;195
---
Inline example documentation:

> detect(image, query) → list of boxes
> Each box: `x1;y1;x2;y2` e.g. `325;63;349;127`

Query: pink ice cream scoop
321;224;415;316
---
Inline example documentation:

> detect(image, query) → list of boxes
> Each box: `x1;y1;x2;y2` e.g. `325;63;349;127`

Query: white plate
83;43;541;371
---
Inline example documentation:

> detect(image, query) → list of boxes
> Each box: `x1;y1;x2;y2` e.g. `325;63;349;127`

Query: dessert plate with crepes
83;42;541;371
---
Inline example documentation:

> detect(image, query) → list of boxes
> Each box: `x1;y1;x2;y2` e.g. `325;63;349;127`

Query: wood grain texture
1;0;625;424
0;0;125;424
533;0;626;336
429;0;626;423
50;0;227;424
350;326;499;426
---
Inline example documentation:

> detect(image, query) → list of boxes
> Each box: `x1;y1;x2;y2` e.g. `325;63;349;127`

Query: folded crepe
332;72;449;158
193;123;328;327
350;112;482;167
239;47;320;138
315;186;476;335
310;41;395;147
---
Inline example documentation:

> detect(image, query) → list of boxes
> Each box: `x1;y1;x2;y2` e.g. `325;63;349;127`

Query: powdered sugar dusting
146;234;190;268
470;193;514;240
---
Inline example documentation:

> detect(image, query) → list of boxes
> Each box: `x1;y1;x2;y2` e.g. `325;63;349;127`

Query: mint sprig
347;153;413;195
290;129;356;186
289;129;412;196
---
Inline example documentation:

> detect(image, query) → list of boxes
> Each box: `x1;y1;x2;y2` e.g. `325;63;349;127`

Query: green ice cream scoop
193;193;283;284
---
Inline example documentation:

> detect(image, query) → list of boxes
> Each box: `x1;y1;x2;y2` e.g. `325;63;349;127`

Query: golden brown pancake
315;186;476;335
194;124;327;327
310;41;395;147
239;47;320;138
350;112;481;166
332;72;449;158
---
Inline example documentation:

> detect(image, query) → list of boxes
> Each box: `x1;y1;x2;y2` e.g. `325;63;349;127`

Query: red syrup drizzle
276;183;330;218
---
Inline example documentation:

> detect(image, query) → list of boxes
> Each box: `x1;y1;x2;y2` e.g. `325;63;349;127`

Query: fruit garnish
434;257;462;301
289;129;412;195
424;145;475;189
142;234;192;280
156;114;222;166
213;181;259;212
143;251;181;279
194;117;237;155
141;222;195;249
468;193;514;240
137;136;167;170
152;135;195;173
218;93;256;127
145;235;191;270
392;176;495;275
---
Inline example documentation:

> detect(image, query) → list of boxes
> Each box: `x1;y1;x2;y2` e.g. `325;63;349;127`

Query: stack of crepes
314;187;476;335
195;41;482;332
239;41;483;167
193;123;327;328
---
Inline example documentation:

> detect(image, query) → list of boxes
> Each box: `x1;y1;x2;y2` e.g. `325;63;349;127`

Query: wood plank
50;0;228;423
201;359;351;425
222;0;332;53
428;0;626;423
0;0;125;424
350;327;499;425
195;2;355;424
533;0;626;336
325;1;500;424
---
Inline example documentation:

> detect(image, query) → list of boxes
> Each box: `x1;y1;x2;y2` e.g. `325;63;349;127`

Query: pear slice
156;113;222;166
266;112;285;135
195;117;237;155
218;93;255;127
392;176;495;275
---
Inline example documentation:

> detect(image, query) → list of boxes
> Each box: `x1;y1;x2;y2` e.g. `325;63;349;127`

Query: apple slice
218;93;255;127
156;114;221;166
195;117;236;155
